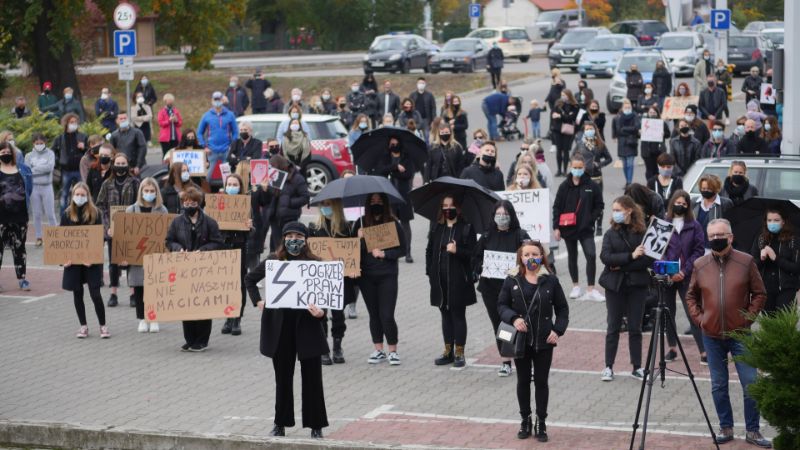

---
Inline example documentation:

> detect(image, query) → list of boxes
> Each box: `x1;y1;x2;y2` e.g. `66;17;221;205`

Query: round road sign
113;3;137;30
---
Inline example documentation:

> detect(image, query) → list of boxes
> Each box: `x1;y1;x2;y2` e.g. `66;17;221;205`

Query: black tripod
629;275;719;450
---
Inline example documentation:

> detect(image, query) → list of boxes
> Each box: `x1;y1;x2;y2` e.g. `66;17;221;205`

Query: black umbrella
309;175;405;208
409;176;502;234
351;126;428;172
724;197;800;251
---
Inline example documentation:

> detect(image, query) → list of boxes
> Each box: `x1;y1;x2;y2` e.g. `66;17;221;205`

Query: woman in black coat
370;137;416;262
722;161;758;206
245;221;328;439
497;240;569;442
598;195;654;382
474;200;530;376
549;90;578;177
426;195;477;368
86;144;112;201
751;209;800;314
611;99;641;187
443;95;469;149
266;155;310;252
165;186;224;351
639;105;671;181
62;182;108;339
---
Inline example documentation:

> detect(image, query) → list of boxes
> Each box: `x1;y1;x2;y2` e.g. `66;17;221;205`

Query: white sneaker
584;289;606;302
149;322;160;333
388;352;401;365
346;303;357;319
631;368;645;380
498;362;513;377
368;350;387;364
137;320;149;333
569;286;583;299
257;280;264;288
601;367;614;381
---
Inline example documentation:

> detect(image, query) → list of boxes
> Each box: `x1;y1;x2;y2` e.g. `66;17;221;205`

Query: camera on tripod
652;260;680;276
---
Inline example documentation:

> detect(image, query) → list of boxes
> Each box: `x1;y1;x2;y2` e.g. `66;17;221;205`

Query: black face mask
114;166;129;177
184;206;199;217
731;174;746;185
746;130;756;138
439;134;451;142
389;144;399;152
700;190;715;199
240;132;250;140
268;146;280;155
679;126;690;135
99;156;111;165
444;207;458;220
710;238;729;253
0;154;12;164
590;108;599;112
708;81;715;88
370;204;384;216
672;204;687;216
481;155;496;166
452;104;460;111
185;139;197;147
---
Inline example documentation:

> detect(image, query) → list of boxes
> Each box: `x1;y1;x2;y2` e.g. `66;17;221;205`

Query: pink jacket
157;106;183;143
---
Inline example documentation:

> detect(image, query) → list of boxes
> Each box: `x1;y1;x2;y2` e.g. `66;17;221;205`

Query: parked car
760;28;783;67
743;21;784;33
656;31;706;76
548;27;611;70
429;38;488;73
727;33;766;75
683;156;800;206
466;27;533;62
363;34;435;73
689;22;740;45
610;20;669;46
577;34;640;78
535;9;580;39
237;114;354;194
606;49;672;113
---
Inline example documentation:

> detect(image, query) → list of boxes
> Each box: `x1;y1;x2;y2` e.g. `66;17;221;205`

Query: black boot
434;344;454;366
310;428;323;438
107;293;118;307
221;318;233;334
269;425;285;436
517;415;532;439
534;415;548;442
332;338;345;364
453;345;466;368
231;318;242;336
129;296;136;307
321;352;333;365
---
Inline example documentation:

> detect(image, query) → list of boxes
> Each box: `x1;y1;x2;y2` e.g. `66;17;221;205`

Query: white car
466;27;533;62
655;31;706;76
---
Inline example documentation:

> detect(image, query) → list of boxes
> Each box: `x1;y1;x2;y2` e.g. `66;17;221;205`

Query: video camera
652;260;680;276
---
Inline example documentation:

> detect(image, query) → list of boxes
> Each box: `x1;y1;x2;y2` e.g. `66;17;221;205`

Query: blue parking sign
710;9;731;30
469;3;481;18
113;30;137;57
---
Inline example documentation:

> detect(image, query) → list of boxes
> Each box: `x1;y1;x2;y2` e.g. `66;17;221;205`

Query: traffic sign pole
469;3;480;30
710;4;729;64
113;3;137;131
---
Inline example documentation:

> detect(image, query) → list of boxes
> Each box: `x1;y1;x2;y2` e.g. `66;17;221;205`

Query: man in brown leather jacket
686;218;771;448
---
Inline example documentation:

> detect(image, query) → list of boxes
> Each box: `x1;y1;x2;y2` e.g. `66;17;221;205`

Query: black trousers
0;222;27;279
401;220;412;257
489;69;502;89
605;287;647;369
132;286;145;320
73;285;105;326
665;281;704;352
106;240;121;288
237;246;248;317
514;346;553;419
359;274;399;345
553;132;574;174
269;217;288;252
764;289;798;314
322;309;346;340
439;276;467;346
182;320;212;347
160;140;179;157
479;278;504;355
564;236;596;285
272;315;328;429
592;177;604;233
643;155;659;181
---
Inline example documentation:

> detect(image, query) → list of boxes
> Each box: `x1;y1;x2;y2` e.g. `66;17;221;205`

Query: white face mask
141;79;149;86
73;195;88;206
322;94;330;101
644;88;652;95
290;124;300;132
290;112;299;120
417;83;426;91
67;123;79;133
229;81;236;88
517;177;530;187
100;93;108;100
33;143;46;152
351;86;359;93
180;172;191;182
291;94;301;102
136;97;144;104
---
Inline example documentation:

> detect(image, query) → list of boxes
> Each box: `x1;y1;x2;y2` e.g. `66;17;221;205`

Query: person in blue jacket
197;91;238;182
481;86;509;140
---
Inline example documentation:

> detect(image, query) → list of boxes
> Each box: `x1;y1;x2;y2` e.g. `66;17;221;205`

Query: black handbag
497;321;527;359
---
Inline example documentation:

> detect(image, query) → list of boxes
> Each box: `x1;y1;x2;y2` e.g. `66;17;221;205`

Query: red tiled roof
530;0;572;11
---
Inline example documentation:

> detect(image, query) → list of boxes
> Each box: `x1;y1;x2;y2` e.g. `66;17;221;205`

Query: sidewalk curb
456;72;550;98
0;420;451;450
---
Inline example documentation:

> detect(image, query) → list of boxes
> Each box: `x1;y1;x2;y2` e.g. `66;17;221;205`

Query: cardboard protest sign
481;251;517;279
143;249;241;322
235;161;251;189
43;225;105;265
111;213;177;265
204;194;251;231
643;217;675;260
110;205;127;227
640;118;665;143
250;159;270;186
172;150;206;176
496;189;551;243
268;166;288;190
264;260;345;310
760;83;775;105
362;222;401;251
308;238;361;277
661;96;700;120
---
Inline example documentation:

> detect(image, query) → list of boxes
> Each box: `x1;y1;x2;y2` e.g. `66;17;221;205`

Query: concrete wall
484;0;540;37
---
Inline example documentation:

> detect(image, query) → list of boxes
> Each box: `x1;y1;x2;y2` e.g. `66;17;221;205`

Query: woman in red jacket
157;93;183;156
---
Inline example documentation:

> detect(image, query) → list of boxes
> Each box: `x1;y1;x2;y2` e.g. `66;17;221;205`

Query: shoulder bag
558;198;581;227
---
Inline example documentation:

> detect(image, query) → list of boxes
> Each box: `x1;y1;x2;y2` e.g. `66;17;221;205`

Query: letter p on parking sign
710;9;731;30
114;30;137;57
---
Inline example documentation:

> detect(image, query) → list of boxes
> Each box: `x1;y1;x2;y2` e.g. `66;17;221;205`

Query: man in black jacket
669;119;703;176
487;42;504;90
736;119;769;154
226;121;264;171
225;76;250;117
741;67;762;105
552;154;605;301
652;60;672;108
109;112;147;175
460;141;504;191
376;80;400;122
625;64;644;109
698;75;727;120
409;77;436;142
246;70;271;113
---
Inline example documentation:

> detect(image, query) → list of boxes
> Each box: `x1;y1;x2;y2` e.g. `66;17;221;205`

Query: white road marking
362;404;395;419
466;363;712;382
21;293;57;303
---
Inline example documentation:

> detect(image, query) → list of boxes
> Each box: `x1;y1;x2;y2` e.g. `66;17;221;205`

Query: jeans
622;155;635;185
207;151;227;183
60;170;82;214
564;236;596;285
30;185;58;239
702;335;760;432
482;103;499;140
531;121;541;139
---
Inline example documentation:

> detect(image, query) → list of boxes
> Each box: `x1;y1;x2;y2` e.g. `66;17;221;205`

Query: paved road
0;67;767;450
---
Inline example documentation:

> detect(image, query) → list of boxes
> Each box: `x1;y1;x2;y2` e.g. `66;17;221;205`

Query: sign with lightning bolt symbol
270;262;295;304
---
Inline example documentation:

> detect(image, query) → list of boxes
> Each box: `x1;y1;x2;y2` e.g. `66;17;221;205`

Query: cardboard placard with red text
112;213;177;265
204;194;251;231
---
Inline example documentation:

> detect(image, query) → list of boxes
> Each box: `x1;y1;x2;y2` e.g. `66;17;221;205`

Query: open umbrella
724;197;800;251
351;126;428;172
409;176;502;234
309;175;405;208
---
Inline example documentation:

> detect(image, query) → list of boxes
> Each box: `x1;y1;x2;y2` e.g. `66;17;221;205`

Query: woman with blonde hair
61;182;108;339
122;177;168;333
507;163;541;191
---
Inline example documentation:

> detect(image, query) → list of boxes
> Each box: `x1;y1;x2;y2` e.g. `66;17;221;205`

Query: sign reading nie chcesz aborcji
264;260;345;310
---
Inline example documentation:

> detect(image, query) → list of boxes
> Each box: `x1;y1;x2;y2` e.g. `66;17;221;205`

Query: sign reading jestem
496;189;551;243
264;260;345;310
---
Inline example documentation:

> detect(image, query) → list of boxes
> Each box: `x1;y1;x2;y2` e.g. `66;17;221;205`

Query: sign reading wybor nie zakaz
143;249;241;322
264;260;345;310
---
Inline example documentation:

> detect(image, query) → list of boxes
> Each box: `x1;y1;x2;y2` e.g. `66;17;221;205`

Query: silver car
606;50;672;113
656;31;706;76
683;156;800;206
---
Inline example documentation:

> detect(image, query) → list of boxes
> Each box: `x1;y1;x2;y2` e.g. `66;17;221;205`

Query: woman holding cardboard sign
122;178;169;334
61;182;108;339
244;221;329;439
352;193;407;365
426;195;476;369
160;162;202;215
218;174;254;336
